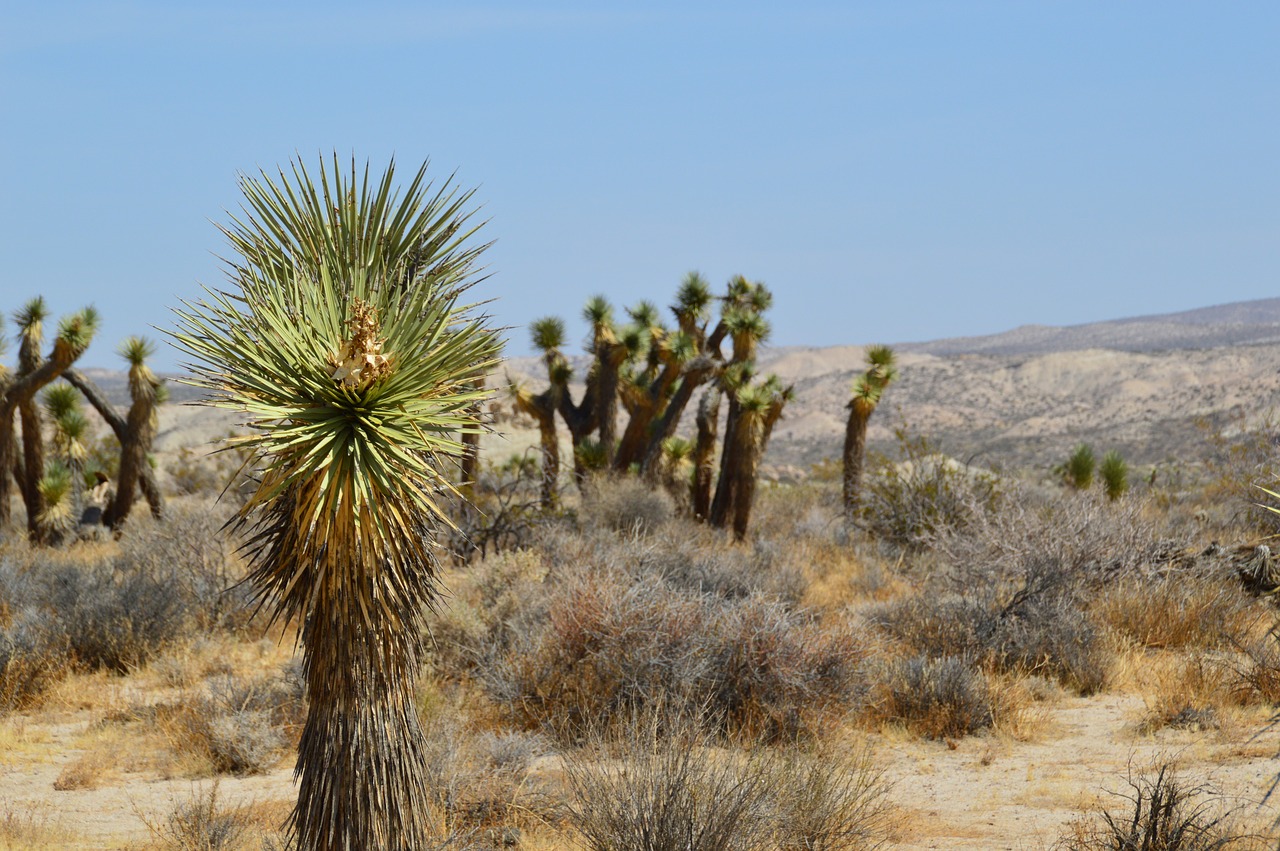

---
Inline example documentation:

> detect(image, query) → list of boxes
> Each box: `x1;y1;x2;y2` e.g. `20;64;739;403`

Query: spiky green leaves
52;308;99;363
530;316;566;353
172;155;499;632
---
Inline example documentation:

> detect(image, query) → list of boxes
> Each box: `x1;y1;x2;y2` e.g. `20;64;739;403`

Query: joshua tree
102;337;164;529
61;366;165;519
171;155;499;850
0;306;99;535
1099;450;1129;501
512;318;569;508
40;382;91;537
842;345;897;524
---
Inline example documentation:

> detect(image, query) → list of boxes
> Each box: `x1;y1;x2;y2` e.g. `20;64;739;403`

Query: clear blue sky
3;2;1277;371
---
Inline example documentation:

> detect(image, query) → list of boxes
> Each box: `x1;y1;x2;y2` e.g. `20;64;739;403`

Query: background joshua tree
512;317;569;509
519;273;789;539
0;305;99;537
842;345;897;524
171;155;499;850
39;382;91;540
102;337;165;529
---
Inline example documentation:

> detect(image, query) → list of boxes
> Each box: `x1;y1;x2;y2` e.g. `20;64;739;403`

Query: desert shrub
767;742;895;851
0;607;72;712
867;655;993;739
1094;574;1257;651
1054;762;1271;850
871;569;1109;695
138;783;253;851
119;503;250;631
631;528;807;606
861;428;1000;549
563;710;776;851
163;670;304;775
937;488;1183;588
581;475;674;535
418;714;548;838
43;554;191;673
486;569;863;743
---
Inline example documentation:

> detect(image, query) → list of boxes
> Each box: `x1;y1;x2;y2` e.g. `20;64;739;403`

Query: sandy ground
3;689;1277;849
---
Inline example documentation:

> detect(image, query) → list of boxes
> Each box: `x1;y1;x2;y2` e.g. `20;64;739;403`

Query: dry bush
0;607;72;714
565;721;774;851
52;748;112;791
159;668;304;776
417;713;550;841
118;502;251;631
487;568;863;743
137;782;254;851
565;710;893;851
1228;624;1280;706
870;574;1109;695
937;488;1187;588
580;475;674;536
767;741;896;850
1094;575;1258;652
865;655;994;740
1054;761;1275;850
861;429;1001;549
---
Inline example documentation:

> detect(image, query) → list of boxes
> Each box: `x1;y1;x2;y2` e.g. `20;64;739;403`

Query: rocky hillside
131;296;1280;479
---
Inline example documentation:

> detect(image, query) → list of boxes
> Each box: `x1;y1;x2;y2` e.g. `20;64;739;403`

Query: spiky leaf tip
118;335;157;367
42;382;82;420
530;316;566;352
13;296;49;332
582;295;614;328
54;307;100;360
675;272;712;317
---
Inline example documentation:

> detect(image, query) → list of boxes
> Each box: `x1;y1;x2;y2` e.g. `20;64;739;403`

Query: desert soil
3;686;1277;848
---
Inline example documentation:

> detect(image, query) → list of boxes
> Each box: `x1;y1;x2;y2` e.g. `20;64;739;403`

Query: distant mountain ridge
896;297;1280;356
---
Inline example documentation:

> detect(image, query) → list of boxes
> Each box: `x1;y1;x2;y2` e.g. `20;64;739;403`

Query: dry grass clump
1093;575;1258;651
135;782;259;851
0;607;72;714
1054;761;1276;850
0;803;74;850
1229;625;1280;705
564;711;894;851
1135;652;1235;736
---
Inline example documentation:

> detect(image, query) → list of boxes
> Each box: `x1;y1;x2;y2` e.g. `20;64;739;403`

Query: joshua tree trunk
730;411;764;542
594;342;626;467
0;330;95;532
691;387;721;521
842;405;870;524
459;376;484;501
103;361;159;529
638;356;717;481
708;395;742;528
294;590;433;850
515;388;561;509
62;368;165;520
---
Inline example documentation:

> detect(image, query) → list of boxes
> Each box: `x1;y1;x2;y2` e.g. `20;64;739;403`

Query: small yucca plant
171;155;500;850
